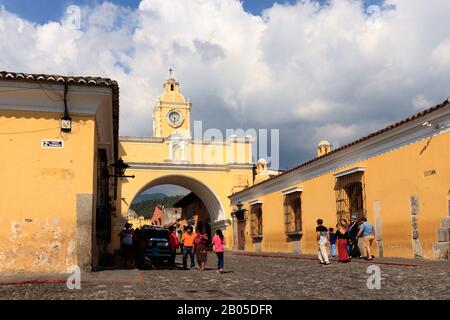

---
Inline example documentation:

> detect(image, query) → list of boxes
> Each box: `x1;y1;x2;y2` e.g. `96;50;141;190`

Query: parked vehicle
139;225;172;267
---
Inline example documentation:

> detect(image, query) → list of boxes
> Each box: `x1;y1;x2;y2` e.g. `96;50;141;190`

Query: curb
0;278;67;286
231;252;421;267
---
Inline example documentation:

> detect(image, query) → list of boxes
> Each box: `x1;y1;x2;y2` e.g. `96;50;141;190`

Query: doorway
235;211;246;250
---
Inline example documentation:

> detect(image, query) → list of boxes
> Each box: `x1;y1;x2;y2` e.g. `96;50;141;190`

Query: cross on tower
169;68;173;78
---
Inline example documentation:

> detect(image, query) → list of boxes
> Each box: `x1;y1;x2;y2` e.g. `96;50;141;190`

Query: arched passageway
128;174;226;223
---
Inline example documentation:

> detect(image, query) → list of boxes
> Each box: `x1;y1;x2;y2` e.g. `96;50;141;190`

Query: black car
139;226;172;267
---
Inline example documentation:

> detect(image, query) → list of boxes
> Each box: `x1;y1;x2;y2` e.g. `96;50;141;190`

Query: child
329;227;337;258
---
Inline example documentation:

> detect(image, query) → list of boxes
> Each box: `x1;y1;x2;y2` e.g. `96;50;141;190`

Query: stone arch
129;174;226;223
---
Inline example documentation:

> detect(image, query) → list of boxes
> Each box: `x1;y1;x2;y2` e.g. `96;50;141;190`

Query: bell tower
152;69;192;138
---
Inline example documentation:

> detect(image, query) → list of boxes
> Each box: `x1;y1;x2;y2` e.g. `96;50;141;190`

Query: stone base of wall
432;217;450;260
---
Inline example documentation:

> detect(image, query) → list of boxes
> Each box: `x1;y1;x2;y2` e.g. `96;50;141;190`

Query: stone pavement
0;252;449;300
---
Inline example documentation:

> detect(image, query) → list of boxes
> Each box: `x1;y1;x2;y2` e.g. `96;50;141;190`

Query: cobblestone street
0;252;449;300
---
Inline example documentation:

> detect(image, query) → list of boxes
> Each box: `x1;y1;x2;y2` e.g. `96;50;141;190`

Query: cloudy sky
1;0;449;170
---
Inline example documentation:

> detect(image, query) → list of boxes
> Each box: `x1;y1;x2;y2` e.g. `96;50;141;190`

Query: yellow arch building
112;75;254;251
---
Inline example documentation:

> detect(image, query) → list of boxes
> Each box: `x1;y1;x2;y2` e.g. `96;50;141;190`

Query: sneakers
322;263;331;267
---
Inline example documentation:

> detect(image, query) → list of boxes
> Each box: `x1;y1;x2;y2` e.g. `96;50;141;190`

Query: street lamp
109;159;135;179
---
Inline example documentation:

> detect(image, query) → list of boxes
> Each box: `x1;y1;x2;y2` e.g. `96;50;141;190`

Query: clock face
167;110;183;127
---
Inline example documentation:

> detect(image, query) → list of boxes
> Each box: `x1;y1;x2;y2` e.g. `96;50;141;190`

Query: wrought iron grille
96;149;111;242
335;172;366;223
284;192;302;234
250;204;263;237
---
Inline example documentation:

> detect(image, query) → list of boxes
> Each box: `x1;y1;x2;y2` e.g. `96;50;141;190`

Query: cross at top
169;68;173;78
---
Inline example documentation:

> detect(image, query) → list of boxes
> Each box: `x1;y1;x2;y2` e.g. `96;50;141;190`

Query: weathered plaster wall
0;110;96;273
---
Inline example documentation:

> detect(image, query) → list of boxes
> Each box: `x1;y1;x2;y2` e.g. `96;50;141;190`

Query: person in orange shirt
181;225;197;269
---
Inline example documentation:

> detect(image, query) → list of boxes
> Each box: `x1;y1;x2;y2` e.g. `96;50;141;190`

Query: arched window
170;84;174;91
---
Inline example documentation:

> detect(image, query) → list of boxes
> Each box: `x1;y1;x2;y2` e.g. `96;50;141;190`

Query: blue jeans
330;243;337;257
216;252;224;270
183;247;195;269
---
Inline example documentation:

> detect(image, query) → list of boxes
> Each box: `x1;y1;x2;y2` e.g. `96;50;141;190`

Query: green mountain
133;192;168;203
130;194;185;219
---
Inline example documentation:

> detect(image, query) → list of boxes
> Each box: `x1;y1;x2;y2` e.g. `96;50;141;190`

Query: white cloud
412;94;433;111
0;0;450;167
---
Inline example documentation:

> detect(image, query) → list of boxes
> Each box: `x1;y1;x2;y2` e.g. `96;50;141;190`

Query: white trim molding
127;162;254;172
249;200;263;206
334;166;366;178
282;187;304;195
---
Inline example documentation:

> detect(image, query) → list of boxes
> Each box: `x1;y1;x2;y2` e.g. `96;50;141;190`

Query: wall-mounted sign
42;140;64;149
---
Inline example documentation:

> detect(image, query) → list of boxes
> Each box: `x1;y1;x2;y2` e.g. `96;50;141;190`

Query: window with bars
284;192;302;234
96;149;111;242
335;172;366;223
250;204;263;238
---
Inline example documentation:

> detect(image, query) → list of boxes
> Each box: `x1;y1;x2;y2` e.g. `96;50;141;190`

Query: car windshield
142;228;169;239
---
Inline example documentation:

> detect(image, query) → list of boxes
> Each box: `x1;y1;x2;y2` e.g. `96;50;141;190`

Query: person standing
357;217;376;261
336;219;350;263
194;228;209;271
212;229;225;274
118;223;134;267
329;227;337;258
316;219;330;267
181;225;197;269
132;228;144;268
168;226;179;267
348;217;361;258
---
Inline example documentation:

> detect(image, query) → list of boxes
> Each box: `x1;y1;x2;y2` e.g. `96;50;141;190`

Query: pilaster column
231;213;238;251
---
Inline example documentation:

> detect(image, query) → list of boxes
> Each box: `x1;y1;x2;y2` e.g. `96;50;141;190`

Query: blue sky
0;0;384;24
1;0;447;172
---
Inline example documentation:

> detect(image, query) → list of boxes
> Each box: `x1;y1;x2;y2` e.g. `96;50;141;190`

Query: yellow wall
114;76;255;254
112;164;253;253
0;110;97;273
238;130;450;259
120;140;252;165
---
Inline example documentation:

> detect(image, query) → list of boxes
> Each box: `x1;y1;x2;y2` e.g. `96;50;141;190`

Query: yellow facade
112;76;254;253
0;73;119;273
230;101;450;259
2;69;448;278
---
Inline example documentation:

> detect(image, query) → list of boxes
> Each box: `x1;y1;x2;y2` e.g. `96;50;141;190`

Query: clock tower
152;72;192;139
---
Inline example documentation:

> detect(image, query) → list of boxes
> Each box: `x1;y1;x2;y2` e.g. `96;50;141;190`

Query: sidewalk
0;273;68;286
230;250;450;268
0;268;145;286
